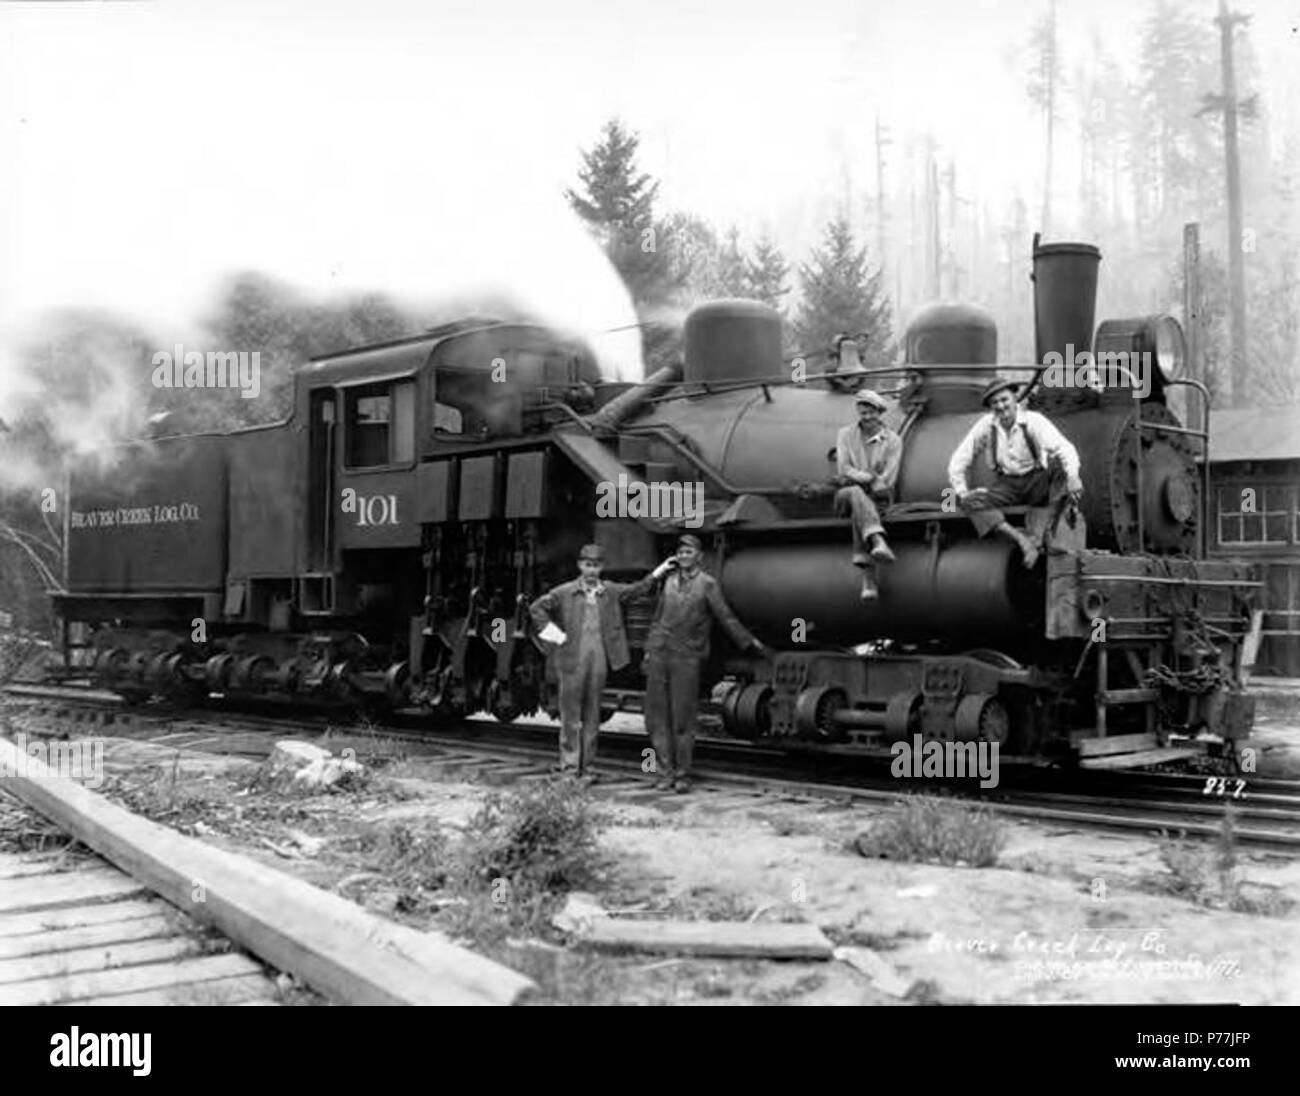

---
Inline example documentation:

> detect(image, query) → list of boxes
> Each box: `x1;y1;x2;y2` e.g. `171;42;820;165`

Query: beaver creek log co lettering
70;502;202;530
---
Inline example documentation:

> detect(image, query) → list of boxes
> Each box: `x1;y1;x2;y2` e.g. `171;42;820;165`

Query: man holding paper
529;545;673;779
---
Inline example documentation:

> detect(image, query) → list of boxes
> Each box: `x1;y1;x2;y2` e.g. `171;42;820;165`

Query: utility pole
926;135;941;299
1201;0;1254;405
1182;223;1202;425
1035;0;1059;236
1183;223;1202;387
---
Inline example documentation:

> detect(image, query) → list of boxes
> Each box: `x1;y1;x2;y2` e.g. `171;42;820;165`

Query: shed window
1217;484;1296;545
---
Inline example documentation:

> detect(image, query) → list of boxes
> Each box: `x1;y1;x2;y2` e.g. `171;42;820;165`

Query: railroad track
6;681;1300;850
0;840;285;1006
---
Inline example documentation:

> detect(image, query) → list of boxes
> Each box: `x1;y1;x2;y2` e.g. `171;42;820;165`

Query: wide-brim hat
578;543;605;562
854;389;888;411
981;378;1021;406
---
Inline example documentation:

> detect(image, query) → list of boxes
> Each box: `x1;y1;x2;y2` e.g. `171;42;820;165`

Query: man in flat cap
642;534;769;792
530;545;669;780
947;378;1083;568
835;388;902;600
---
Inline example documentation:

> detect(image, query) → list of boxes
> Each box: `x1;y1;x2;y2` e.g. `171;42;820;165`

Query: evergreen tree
744;234;792;313
715;226;749;297
794;215;893;366
661;211;722;303
566;119;681;366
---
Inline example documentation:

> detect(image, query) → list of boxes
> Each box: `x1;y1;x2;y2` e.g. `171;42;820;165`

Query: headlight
1094;314;1187;385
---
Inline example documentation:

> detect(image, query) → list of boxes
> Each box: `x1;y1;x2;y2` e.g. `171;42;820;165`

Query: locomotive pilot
947;378;1083;568
529;545;668;781
642;534;770;793
835;389;902;601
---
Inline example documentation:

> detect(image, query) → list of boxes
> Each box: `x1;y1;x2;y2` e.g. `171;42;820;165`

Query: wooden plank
0;870;146;914
0;953;264;1006
0;914;177;960
66;972;279;1007
0;858;98;881
0;936;199;986
0;899;166;939
1241;608;1265;681
1073;732;1157;757
0;734;534;1006
581;919;834;959
1081;747;1203;770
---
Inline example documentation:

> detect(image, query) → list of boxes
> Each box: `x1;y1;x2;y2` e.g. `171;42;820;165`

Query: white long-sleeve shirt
947;407;1081;495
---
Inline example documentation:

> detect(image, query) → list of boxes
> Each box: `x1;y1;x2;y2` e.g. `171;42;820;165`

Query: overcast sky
1;0;1297;383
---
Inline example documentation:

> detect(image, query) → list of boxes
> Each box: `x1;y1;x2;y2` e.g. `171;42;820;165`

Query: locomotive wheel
884;690;922;740
736;682;773;738
955;693;1010;746
794;685;848;741
384;661;411;708
721;682;772;739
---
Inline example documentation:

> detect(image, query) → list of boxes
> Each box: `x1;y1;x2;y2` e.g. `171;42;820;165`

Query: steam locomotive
56;239;1258;767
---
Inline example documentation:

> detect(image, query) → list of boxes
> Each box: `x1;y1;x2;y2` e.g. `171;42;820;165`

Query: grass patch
456;777;605;893
854;794;1005;867
1151;809;1295;916
434;776;608;948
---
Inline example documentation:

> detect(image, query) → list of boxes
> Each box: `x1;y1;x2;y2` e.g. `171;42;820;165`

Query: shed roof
1207;407;1300;463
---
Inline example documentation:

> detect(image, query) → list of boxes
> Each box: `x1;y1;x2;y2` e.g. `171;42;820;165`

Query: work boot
1014;530;1040;569
860;574;879;601
650;773;673;790
869;535;896;564
673;776;692;794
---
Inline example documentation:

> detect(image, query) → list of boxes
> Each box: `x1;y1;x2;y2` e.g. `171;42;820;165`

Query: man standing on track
530;545;668;782
641;534;770;793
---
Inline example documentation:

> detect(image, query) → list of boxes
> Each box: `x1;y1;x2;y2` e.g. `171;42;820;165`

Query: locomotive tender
56;240;1258;767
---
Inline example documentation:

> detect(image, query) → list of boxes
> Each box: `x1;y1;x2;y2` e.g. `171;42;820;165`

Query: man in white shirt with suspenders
947;378;1083;568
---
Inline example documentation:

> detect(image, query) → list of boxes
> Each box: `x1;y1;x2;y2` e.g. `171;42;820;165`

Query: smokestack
1031;235;1100;366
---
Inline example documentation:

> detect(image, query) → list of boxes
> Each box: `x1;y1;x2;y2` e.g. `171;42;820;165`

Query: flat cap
854;389;888;411
578;543;605;562
677;534;702;551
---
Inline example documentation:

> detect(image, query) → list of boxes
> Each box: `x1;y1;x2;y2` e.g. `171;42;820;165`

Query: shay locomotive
54;239;1259;767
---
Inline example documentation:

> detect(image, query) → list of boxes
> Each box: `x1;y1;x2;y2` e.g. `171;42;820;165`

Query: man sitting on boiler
835;389;901;601
947;378;1083;569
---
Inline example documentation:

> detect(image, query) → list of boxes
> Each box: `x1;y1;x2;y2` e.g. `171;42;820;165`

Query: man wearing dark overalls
529;545;665;781
642;534;769;793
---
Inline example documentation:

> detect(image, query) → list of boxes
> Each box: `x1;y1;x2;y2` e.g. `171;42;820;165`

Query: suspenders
988;417;1041;476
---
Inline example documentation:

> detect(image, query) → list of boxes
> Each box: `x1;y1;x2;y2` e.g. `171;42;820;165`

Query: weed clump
1154;809;1294;916
457;777;605;893
353;818;450;894
855;795;1005;867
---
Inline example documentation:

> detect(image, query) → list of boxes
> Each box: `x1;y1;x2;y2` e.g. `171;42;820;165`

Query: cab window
344;379;415;468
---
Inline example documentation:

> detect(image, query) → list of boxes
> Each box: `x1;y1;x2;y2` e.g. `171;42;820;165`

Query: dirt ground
3;695;1299;1006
